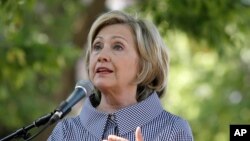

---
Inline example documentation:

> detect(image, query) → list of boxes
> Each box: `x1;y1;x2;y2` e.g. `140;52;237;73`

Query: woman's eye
92;43;102;51
113;44;123;51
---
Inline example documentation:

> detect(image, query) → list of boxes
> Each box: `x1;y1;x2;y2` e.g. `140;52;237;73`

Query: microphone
49;80;94;124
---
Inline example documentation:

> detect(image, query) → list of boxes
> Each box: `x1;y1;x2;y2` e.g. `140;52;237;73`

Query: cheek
124;58;139;76
132;60;139;76
131;54;139;70
88;58;95;78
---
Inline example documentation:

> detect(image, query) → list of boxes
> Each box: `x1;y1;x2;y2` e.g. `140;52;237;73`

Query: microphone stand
0;113;53;141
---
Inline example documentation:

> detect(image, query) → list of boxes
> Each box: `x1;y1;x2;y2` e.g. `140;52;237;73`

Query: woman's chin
94;81;113;90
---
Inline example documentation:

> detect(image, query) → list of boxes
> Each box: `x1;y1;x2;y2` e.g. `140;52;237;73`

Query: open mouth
96;67;113;73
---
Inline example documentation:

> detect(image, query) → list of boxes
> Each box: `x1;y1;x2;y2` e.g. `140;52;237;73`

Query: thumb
135;127;143;141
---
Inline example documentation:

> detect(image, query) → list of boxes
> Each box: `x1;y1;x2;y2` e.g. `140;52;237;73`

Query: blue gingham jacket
48;92;193;141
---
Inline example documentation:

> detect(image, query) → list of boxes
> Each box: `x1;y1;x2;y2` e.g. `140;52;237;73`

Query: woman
48;10;193;141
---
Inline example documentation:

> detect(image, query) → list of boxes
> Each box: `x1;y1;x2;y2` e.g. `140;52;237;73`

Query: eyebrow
94;35;128;43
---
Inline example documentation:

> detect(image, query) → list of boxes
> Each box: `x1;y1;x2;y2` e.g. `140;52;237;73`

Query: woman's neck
97;90;137;113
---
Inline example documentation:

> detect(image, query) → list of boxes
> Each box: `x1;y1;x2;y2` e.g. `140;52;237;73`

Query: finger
135;127;144;141
107;135;129;141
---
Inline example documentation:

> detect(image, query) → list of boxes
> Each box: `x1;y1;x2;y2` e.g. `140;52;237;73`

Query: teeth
98;68;108;71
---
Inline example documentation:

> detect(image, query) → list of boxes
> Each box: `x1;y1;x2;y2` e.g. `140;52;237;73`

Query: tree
132;0;250;141
0;0;105;140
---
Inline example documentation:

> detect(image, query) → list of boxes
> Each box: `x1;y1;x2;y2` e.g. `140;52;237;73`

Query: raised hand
103;127;143;141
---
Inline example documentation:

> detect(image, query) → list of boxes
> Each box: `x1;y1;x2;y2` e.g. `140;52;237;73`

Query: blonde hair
85;10;169;101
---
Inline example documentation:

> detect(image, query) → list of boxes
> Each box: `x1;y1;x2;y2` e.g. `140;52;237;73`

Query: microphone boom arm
0;80;93;141
0;113;53;141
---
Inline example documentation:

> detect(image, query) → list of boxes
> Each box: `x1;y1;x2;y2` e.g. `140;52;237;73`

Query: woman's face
89;24;139;93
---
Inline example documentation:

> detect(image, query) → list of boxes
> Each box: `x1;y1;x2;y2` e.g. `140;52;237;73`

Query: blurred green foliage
0;0;250;141
0;0;82;134
132;0;250;141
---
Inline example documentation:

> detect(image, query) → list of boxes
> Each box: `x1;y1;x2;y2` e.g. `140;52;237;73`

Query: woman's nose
97;48;111;62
